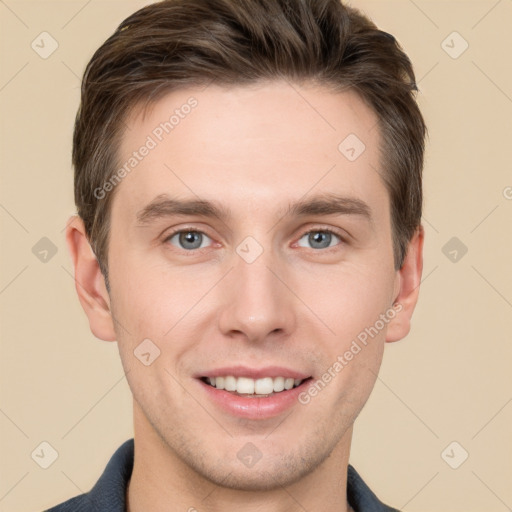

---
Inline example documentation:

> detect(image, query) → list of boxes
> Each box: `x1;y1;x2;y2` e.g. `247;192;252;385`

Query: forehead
113;80;384;220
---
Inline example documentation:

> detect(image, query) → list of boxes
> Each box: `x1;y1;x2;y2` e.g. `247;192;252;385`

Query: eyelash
162;226;346;253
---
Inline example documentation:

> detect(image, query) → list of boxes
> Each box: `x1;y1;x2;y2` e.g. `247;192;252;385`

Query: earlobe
65;215;117;342
385;225;424;343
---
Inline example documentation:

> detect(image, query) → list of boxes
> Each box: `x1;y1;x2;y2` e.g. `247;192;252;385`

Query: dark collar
46;438;399;511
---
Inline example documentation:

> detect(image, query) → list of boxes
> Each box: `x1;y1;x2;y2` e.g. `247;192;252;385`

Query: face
103;81;404;490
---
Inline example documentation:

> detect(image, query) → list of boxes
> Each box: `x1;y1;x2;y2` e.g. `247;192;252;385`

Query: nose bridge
218;239;295;342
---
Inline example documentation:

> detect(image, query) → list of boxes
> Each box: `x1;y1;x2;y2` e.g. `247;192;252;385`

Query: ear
65;215;116;342
386;225;424;343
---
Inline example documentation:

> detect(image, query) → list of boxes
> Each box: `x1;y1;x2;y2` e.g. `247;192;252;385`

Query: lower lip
197;378;312;420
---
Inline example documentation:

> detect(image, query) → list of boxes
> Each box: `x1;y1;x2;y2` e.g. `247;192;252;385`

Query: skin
66;80;423;512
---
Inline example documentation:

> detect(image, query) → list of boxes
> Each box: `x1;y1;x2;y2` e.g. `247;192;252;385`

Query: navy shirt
45;439;400;511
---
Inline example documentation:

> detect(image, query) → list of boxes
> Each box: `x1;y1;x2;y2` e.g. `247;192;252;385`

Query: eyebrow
136;192;372;226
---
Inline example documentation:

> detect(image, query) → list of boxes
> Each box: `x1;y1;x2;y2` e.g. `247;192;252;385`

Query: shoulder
43;439;134;512
44;493;94;512
347;464;401;512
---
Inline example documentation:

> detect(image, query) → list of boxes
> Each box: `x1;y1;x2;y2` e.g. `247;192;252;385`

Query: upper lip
197;365;311;380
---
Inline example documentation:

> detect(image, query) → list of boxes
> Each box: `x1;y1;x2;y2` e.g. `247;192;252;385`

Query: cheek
108;253;219;386
295;262;393;401
109;264;196;410
109;252;202;338
298;261;395;344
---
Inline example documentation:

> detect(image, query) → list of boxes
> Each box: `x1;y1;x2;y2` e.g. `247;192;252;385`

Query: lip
196;365;311;380
196;375;313;420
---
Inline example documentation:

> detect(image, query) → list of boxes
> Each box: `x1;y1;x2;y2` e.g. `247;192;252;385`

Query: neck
126;402;354;512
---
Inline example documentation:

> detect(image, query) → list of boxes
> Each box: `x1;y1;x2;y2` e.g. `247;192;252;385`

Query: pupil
310;231;330;248
181;231;201;249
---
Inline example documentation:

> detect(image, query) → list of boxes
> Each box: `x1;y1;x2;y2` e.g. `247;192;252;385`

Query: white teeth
206;375;305;394
237;377;254;394
224;375;237;391
273;376;285;392
254;377;274;394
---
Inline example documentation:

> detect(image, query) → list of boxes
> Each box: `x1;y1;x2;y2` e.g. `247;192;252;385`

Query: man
48;0;425;510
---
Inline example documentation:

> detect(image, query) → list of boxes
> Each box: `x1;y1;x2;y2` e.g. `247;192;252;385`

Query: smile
201;375;306;397
197;371;314;419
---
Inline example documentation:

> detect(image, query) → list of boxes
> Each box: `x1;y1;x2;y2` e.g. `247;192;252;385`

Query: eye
165;229;213;251
297;229;343;250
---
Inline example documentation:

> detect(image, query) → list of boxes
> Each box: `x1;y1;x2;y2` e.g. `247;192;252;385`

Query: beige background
1;0;511;511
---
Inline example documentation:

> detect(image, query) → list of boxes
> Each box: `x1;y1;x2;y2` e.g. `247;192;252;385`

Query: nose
217;246;296;344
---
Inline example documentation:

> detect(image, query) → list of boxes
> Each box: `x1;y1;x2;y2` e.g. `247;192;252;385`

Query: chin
202;462;312;492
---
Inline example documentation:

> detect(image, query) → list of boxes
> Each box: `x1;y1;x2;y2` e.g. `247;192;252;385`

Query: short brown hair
73;0;426;285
